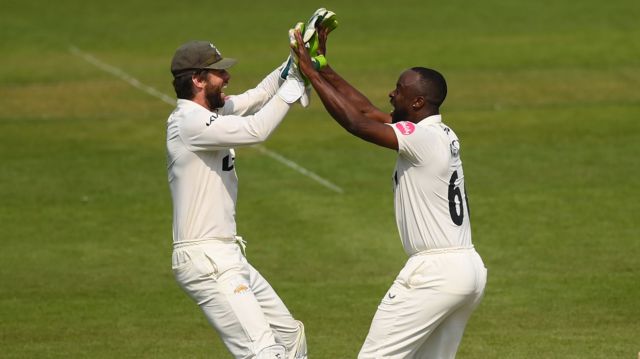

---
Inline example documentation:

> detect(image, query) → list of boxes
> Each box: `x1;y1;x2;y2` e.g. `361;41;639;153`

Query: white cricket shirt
167;69;288;244
390;115;472;256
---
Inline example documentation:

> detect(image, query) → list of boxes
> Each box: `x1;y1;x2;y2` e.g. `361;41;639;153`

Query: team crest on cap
209;43;221;57
395;122;415;135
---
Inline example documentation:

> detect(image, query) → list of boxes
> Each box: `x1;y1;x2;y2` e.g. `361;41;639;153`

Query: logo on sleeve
395;121;415;135
450;140;460;157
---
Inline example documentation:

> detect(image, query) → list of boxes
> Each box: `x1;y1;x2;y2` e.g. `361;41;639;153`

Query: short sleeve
389;121;445;165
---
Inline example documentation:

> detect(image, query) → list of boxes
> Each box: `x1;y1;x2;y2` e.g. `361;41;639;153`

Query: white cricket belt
173;236;247;254
411;245;475;257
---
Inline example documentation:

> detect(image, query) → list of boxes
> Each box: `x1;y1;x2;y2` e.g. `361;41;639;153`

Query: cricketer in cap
170;40;237;77
166;33;311;359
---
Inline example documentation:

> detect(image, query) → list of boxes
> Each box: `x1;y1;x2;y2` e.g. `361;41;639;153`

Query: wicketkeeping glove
279;22;306;80
286;23;312;106
279;10;338;107
276;61;306;104
302;7;338;59
280;8;338;79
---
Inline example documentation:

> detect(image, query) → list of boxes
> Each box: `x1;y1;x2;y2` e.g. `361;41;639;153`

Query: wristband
311;55;328;70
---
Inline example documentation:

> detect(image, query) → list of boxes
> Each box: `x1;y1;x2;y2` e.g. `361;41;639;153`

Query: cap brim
206;58;237;70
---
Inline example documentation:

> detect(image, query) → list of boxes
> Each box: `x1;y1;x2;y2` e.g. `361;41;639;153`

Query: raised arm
315;27;391;124
219;63;285;116
318;66;391;124
292;30;398;150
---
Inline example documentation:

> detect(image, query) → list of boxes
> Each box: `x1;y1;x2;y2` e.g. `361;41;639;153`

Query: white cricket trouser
358;247;487;359
172;239;305;358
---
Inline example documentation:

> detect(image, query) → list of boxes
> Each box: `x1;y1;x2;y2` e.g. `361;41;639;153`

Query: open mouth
221;84;228;99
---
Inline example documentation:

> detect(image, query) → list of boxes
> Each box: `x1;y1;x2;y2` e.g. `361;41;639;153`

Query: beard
391;106;408;123
204;82;225;110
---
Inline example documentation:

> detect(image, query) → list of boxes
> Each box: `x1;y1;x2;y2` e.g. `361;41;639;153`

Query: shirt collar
176;99;217;113
417;114;442;127
177;98;201;109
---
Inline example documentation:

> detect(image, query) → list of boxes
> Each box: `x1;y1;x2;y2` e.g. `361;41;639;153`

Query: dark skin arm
292;29;398;150
314;28;391;124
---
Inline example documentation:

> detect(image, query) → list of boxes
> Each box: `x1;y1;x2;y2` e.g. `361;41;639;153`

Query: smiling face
202;69;231;110
388;70;422;123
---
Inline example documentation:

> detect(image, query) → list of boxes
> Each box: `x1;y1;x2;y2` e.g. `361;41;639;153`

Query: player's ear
412;96;425;111
192;73;206;90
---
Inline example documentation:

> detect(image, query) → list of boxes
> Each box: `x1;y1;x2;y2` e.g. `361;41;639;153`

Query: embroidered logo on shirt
206;113;218;127
222;154;235;171
395;122;415;135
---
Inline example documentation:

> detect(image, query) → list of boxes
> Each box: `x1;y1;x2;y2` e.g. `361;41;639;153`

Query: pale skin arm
292;29;398;150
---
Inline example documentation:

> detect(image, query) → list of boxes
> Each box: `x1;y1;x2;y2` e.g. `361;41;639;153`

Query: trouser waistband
173;236;246;254
410;245;475;257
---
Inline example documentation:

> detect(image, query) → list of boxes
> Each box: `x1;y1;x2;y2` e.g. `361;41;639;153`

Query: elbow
344;117;367;136
247;122;276;143
247;128;271;144
255;131;273;143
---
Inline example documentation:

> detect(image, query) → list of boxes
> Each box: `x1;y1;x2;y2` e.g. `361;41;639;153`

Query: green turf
1;0;639;358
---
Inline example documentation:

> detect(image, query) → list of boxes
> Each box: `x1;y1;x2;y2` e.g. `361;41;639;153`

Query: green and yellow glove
280;8;338;80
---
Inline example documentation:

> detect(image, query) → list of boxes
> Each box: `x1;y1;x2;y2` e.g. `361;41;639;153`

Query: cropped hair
172;69;209;100
411;67;447;107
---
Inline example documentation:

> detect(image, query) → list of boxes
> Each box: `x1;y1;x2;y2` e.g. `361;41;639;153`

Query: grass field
1;0;639;358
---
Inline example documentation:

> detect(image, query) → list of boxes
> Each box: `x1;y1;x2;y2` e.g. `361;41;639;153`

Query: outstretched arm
315;27;391;124
292;30;398;150
318;66;391;124
219;61;286;116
